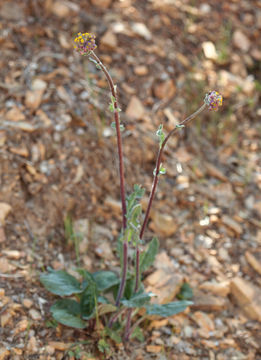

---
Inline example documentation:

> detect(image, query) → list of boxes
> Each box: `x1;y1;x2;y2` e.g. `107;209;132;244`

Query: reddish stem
139;103;206;240
124;103;207;341
91;52;127;229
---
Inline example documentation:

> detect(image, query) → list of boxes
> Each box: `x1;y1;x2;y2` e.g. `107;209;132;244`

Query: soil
0;0;260;359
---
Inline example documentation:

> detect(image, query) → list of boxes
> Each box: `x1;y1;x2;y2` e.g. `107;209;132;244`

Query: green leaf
139;237;159;273
40;270;82;296
50;299;86;329
92;271;120;292
123;277;135;300
97;295;110;304
156;124;165;148
121;291;154;308
76;269;95;291
176;124;185;129
177;283;193;300
80;281;97;320
145;300;193;317
159;165;166;175
130;326;144;342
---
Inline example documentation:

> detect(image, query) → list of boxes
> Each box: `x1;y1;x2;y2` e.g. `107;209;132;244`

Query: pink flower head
204;91;223;111
74;32;97;55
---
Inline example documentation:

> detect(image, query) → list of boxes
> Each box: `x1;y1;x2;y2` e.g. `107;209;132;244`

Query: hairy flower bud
204;91;223;111
74;32;97;55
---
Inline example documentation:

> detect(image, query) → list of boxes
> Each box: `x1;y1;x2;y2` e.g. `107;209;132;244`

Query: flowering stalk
124;91;222;340
74;33;128;306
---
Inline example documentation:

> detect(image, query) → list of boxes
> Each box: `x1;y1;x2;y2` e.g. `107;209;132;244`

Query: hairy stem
124;103;207;341
90;52;127;229
115;241;128;307
139;103;206;240
90;52;129;310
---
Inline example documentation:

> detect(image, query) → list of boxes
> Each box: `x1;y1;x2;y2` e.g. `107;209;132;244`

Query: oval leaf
51;299;86;329
139;237;159;273
121;291;154;308
40;270;82;296
92;271;120;292
145;300;193;317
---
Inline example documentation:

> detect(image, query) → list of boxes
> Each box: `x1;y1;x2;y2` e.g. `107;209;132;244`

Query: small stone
131;23;152;40
205;163;228;182
230;277;261;321
233;30;251;52
90;0;112;8
100;30;117;50
6;107;25;121
0;258;16;273
153;79;176;100
192;290;227;312
134;65;149;76
23;299;33;309
202;41;218;60
150;212;177;237
221;215;243;235
9;146;29;158
95;242;114;261
29;309;41;321
25;78;47;111
0;203;12;225
0;348;10;360
48;342;70;351
104;197;122;214
218;247;231;262
1;312;13;327
27;336;38;354
51;1;70;17
199;281;230;297
245;251;261;275
45;345;55;355
192;311;215;338
146;345;162;353
145;269;183;304
0;289;5;298
126;96;145;120
14;319;29;334
2;250;22;260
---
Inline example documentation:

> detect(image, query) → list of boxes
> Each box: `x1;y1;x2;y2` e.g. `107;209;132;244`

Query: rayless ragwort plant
40;32;223;344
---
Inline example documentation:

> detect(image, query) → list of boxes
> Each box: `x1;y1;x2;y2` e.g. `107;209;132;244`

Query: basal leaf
51;299;86;329
145;300;193;317
80;283;97;320
139;237;159;273
40;270;82;296
92;271;120;292
121;291;154;308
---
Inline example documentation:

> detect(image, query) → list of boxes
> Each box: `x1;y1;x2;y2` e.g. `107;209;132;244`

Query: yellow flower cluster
74;32;97;55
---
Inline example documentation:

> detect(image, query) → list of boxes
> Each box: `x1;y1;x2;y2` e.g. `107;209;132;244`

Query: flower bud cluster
74;32;97;55
204;91;223;111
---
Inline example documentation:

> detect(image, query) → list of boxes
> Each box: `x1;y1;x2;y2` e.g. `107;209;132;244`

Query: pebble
29;309;41;321
23;299;33;309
